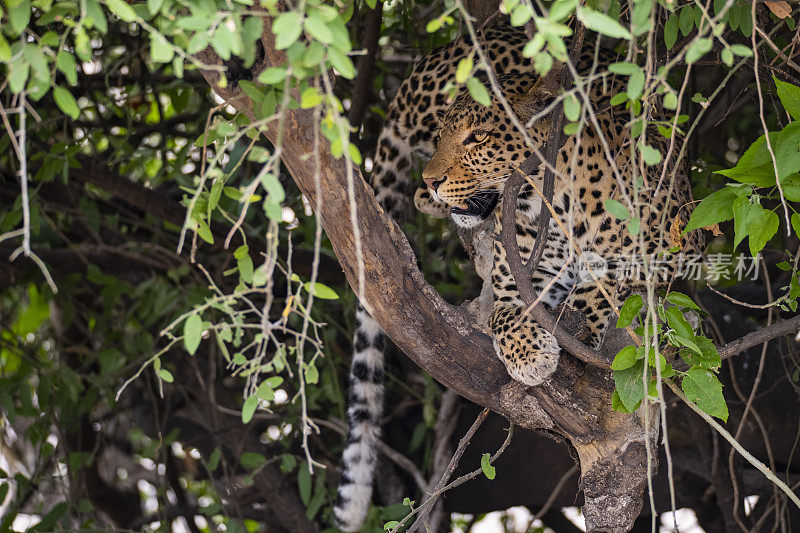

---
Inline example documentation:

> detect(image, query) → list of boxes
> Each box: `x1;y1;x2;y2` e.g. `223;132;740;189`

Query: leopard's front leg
490;304;561;386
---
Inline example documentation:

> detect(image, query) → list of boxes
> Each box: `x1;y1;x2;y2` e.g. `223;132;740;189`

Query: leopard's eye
464;131;489;145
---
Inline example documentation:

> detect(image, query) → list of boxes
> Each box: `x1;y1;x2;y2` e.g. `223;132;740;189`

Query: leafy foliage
2;0;800;529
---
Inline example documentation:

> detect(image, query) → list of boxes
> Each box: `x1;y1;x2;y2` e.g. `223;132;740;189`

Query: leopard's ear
512;63;566;121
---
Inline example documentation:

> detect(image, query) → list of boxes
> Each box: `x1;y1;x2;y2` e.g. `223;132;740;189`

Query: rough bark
194;13;654;533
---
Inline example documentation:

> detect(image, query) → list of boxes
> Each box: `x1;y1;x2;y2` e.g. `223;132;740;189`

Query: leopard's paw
413;187;451;218
492;327;560;386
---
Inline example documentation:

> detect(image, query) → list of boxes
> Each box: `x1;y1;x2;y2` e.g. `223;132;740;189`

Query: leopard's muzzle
450;190;499;219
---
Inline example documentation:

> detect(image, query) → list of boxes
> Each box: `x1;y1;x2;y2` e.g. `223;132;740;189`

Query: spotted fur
334;26;537;532
422;45;704;386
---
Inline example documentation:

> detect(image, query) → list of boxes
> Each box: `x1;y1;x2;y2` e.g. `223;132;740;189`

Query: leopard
420;68;705;385
334;24;702;532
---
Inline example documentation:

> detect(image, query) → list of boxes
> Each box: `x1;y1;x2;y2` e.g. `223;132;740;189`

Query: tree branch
409;407;489;533
718;314;800;360
347;2;383;131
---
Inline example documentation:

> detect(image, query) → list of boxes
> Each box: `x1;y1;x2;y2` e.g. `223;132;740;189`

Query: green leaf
612;345;638;371
14;285;50;337
611;389;633;413
56;50;78;86
304;363;319;384
384;522;400;531
242;394;258;423
672;333;702;355
300;87;322;108
304;11;333;44
608;62;639;76
613;360;646;412
298;464;312;504
240;452;266;469
730;44;753;57
348;143;362;165
106;0;137;22
150;33;174;63
664;13;679;49
260;173;285;203
273;11;303;49
533;51;553;76
563;94;580;122
303;281;338;299
256;380;275;401
792;213;800;238
30;502;67;532
683;335;722;369
0;35;11;62
480;452;496;480
53;87;80;119
666;305;694;339
663;92;678;110
721;47;733;67
665;291;700;310
684;186;738;232
328;47;355;79
631;0;653;35
74;27;92;62
258;67;287;85
86;0;108;32
550;0;577;22
682;366;728;421
747;207;779;256
627;70;644;100
604;198;629;220
147;0;163;15
158;369;174;383
183;314;203;355
610;92;628;106
510;4;532;26
467;77;491;107
234;245;249;260
426;17;442;33
685;38;713;64
647;348;667;370
23;45;48;85
578;8;632;40
628;216;640;236
196;220;213;244
717;122;800;186
207;448;221;471
775;77;800;121
238;254;254;283
679;6;694;36
523;34;545;58
731;196;751;251
617;293;643;327
639;144;662;166
781;174;800;201
456;56;473;84
8;0;31;35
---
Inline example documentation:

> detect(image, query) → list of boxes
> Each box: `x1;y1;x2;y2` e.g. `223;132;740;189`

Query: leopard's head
422;74;553;226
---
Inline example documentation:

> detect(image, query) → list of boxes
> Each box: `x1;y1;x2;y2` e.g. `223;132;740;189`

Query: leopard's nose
424;175;446;192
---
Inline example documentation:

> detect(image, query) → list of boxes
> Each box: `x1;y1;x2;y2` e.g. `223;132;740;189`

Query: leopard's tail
334;305;386;532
